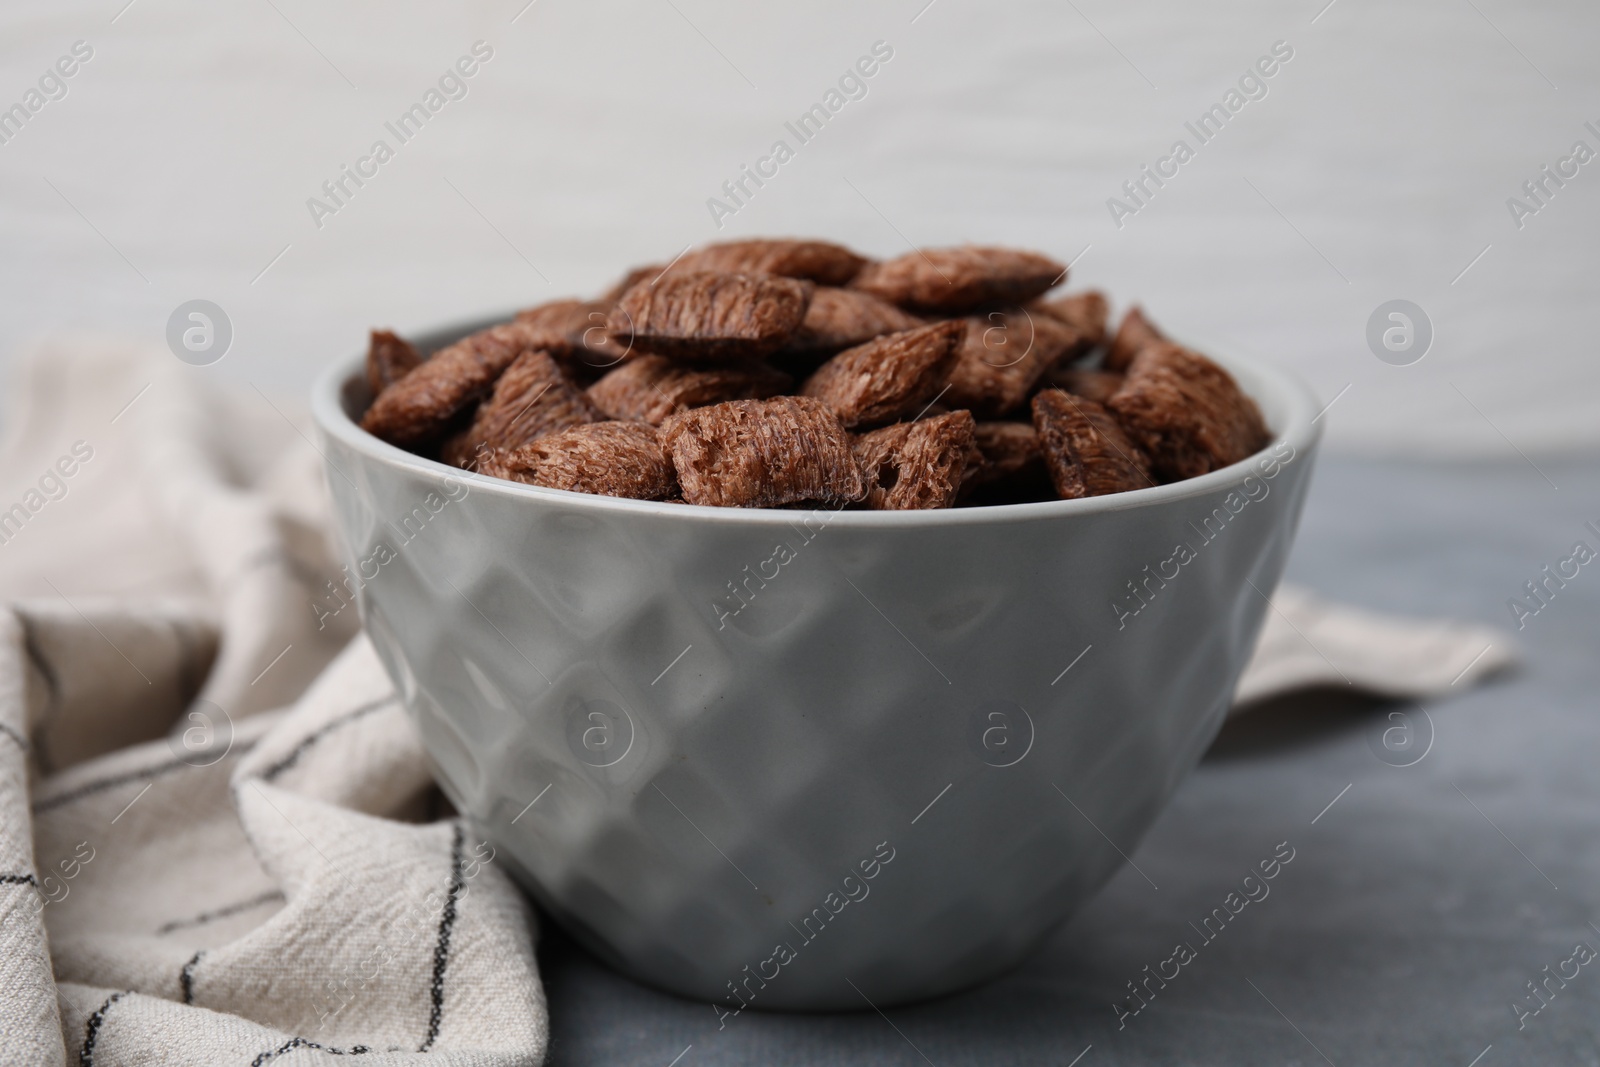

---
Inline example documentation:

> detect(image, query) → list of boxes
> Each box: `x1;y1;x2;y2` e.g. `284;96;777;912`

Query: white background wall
1;0;1595;456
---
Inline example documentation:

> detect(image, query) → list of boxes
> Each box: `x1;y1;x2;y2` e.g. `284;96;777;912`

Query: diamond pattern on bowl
315;340;1319;1009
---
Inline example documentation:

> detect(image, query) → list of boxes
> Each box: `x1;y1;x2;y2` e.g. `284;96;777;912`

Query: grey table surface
537;454;1600;1066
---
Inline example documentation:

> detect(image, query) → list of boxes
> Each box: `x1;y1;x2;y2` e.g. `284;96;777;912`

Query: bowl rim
311;309;1323;529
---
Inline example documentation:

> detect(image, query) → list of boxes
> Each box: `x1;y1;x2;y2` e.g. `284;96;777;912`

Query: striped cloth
0;338;546;1066
0;336;1510;1066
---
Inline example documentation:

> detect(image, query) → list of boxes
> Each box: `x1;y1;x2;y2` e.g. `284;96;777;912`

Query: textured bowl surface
311;314;1321;1011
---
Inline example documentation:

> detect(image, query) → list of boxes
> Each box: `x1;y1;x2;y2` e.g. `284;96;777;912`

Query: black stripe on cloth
79;989;127;1067
34;761;187;815
248;1036;371;1065
33;740;257;815
258;696;399;782
419;823;467;1053
0;872;37;886
0;722;29;754
156;890;284;936
180;950;203;1005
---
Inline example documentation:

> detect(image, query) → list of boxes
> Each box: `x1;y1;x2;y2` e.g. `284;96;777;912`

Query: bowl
311;312;1321;1011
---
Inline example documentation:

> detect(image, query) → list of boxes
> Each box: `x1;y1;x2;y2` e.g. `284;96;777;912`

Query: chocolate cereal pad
358;237;1275;508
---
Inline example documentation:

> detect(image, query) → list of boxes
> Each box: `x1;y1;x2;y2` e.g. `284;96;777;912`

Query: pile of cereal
359;239;1270;509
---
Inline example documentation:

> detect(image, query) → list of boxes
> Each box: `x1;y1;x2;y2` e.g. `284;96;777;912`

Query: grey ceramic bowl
311;314;1321;1012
